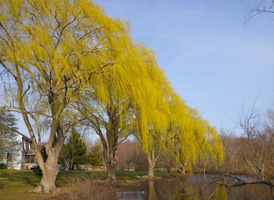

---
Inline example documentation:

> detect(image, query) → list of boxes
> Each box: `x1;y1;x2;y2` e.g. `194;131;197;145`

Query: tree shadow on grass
25;176;40;187
5;171;41;187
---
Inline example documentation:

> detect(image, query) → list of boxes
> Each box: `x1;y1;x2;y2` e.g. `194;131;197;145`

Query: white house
3;132;36;170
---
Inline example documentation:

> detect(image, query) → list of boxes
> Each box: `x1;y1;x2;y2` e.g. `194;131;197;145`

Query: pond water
115;174;273;200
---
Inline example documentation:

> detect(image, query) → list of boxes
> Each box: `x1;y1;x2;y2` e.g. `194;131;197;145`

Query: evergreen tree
0;109;19;164
86;145;103;166
59;129;87;170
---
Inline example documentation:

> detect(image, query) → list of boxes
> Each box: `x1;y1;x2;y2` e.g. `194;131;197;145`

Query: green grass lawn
0;170;52;200
0;170;167;200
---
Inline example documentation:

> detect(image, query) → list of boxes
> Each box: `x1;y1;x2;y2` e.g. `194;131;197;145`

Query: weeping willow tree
166;94;191;174
172;106;224;175
0;0;164;193
133;67;175;180
0;0;224;191
142;92;190;180
139;90;224;179
74;41;172;182
74;88;137;182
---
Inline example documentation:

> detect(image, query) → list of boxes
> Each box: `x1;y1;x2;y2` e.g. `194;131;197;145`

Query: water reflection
116;175;273;200
148;180;156;200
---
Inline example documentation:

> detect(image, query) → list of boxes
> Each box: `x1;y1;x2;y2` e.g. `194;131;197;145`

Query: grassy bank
0;170;167;200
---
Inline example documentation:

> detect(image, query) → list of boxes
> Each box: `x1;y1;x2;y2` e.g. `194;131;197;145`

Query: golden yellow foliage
0;0;223;175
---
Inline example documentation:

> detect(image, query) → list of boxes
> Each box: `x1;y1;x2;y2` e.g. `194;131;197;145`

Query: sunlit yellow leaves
0;0;223;168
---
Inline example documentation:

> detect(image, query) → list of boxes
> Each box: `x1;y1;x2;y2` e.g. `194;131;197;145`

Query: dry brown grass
44;178;115;200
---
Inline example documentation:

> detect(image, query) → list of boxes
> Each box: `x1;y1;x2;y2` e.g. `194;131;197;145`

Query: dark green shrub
31;146;47;175
30;164;42;175
0;163;7;169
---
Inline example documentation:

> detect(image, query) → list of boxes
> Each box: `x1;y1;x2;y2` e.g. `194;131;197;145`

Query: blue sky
17;0;274;136
94;0;274;133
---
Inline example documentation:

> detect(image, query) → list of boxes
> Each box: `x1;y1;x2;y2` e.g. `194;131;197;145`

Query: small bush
31;164;42;175
31;146;47;175
0;163;7;169
45;178;115;200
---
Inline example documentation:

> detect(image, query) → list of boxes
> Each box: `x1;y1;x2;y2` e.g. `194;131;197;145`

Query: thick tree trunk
146;149;157;181
178;162;186;175
32;165;58;193
106;162;117;182
31;146;62;193
32;158;59;193
102;144;118;182
147;164;155;180
101;109;119;183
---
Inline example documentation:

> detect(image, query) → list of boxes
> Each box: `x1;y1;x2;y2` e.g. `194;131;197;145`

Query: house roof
13;129;32;141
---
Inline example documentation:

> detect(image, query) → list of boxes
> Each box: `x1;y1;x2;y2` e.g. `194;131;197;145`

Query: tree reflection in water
148;180;156;200
154;175;227;200
116;175;272;200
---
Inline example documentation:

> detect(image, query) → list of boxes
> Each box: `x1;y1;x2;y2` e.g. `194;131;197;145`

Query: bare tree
244;0;274;22
237;105;274;197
